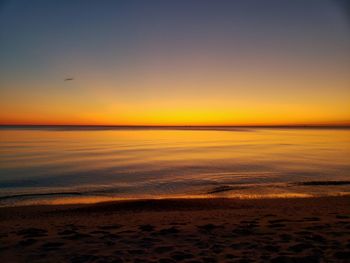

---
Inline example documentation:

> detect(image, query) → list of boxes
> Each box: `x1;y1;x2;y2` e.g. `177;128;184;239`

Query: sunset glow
0;0;349;126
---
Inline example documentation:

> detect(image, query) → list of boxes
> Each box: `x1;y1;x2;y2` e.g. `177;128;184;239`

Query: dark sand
1;196;350;262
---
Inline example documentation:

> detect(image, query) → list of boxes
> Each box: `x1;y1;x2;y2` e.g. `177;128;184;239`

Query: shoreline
1;194;349;214
1;192;350;208
2;180;350;208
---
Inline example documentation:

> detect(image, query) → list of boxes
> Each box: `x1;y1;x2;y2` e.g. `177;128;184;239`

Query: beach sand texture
1;196;350;262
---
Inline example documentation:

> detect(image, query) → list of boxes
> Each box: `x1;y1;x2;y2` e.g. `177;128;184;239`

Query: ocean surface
0;126;349;206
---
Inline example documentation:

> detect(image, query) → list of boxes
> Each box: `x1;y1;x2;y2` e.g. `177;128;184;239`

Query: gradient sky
0;0;349;125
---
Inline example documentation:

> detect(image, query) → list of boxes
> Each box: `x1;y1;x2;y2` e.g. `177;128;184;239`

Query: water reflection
0;127;349;206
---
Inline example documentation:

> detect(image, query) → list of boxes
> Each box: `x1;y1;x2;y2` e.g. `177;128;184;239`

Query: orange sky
0;1;349;126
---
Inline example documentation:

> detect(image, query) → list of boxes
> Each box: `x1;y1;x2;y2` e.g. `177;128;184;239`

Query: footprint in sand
197;223;222;233
17;228;47;238
139;224;155;232
158;227;179;235
153;246;174;254
288;243;314;253
336;215;350;219
271;255;319;263
89;230;109;235
170;251;194;261
304;217;320;222
305;234;327;243
279;234;292;242
41;242;64;251
304;224;330;231
269;223;286;228
18;238;38;247
211;244;225;254
127;249;145;255
63;232;92;240
263;245;280;252
195;241;210;249
334;251;350;260
98;224;123;230
232;227;254;236
58;229;77;236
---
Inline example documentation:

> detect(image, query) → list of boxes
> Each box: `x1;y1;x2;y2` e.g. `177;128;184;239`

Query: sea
0;126;349;206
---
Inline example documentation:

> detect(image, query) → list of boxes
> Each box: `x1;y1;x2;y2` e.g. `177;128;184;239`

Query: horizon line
1;124;350;129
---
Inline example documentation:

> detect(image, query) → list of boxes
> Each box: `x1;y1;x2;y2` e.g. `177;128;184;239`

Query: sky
0;0;349;126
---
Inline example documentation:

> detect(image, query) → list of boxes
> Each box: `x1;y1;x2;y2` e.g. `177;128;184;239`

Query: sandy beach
1;196;350;262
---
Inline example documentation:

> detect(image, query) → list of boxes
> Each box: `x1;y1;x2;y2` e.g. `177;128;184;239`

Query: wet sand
1;196;350;262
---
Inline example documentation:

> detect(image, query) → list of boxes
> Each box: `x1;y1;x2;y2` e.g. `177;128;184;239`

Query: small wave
207;185;247;194
296;181;350;186
0;192;82;201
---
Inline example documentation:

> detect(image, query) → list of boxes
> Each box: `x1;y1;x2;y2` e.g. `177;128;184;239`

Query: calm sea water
0;127;349;206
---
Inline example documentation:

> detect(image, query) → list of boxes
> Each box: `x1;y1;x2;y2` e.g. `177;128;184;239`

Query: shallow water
0;127;349;206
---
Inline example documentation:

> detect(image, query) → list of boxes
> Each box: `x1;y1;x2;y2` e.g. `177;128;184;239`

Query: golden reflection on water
0;127;350;206
14;193;316;207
